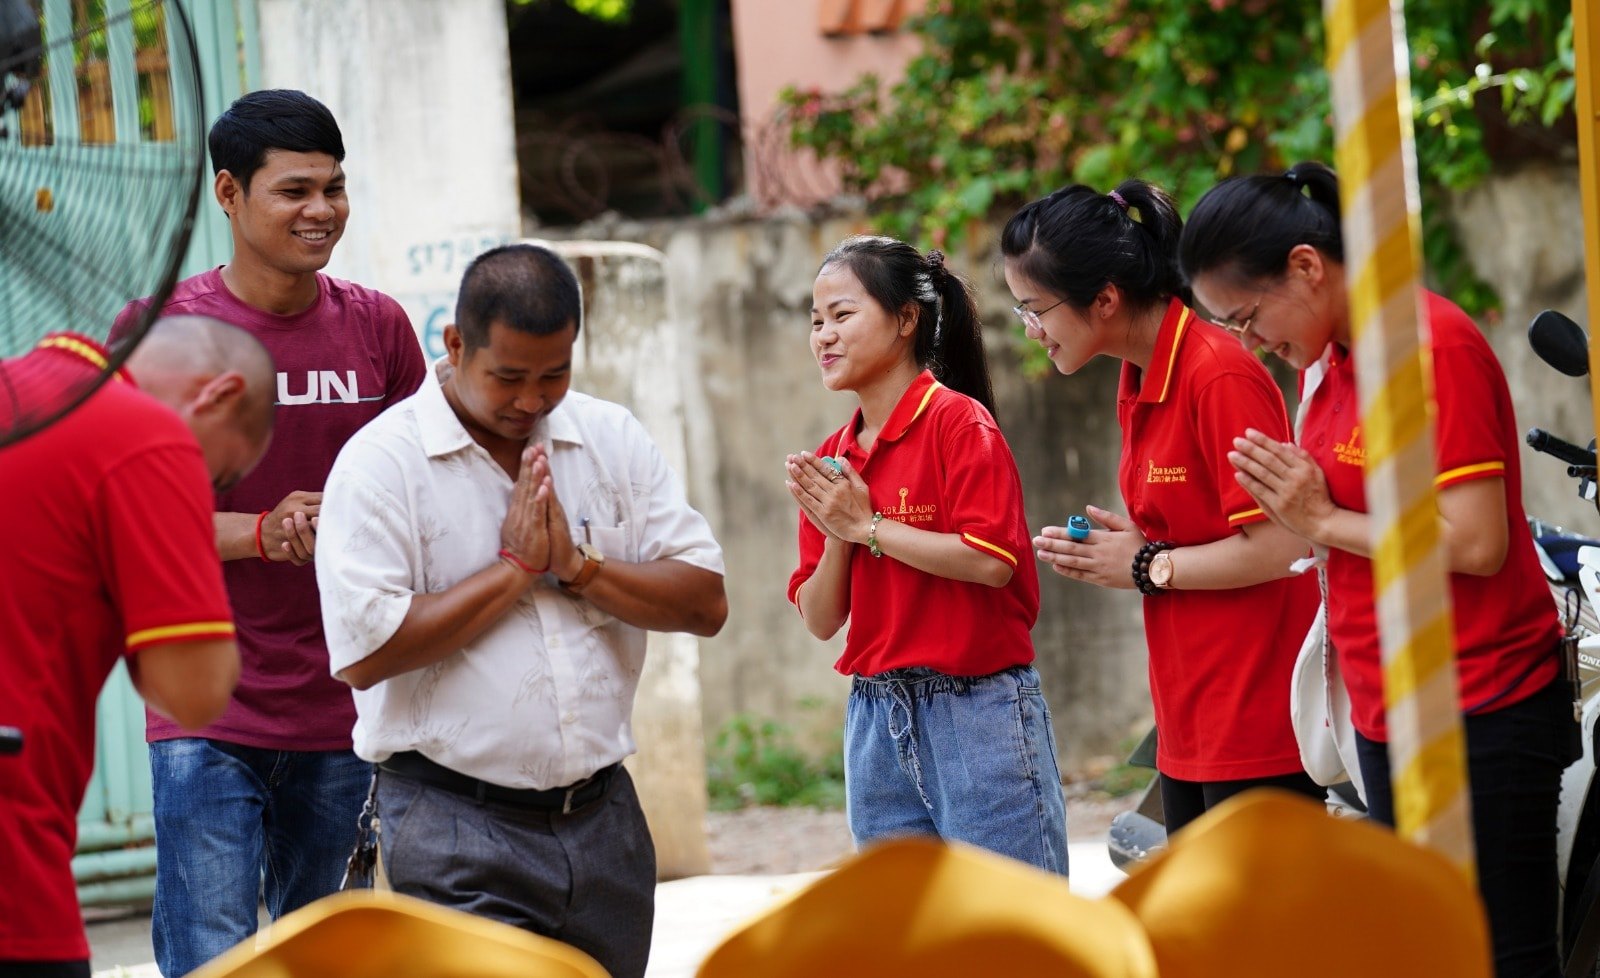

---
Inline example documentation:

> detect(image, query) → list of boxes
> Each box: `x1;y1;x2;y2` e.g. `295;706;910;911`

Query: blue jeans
148;739;372;977
844;664;1069;875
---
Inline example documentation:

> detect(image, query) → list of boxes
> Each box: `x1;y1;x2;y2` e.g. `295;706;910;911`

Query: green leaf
957;177;996;218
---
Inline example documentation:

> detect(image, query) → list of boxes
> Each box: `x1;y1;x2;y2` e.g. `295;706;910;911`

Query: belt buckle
560;767;610;814
562;774;592;815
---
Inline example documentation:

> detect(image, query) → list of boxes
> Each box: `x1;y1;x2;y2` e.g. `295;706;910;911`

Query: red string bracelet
254;511;272;563
498;548;548;575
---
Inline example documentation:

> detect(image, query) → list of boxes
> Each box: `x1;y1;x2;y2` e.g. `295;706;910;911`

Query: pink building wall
729;0;924;207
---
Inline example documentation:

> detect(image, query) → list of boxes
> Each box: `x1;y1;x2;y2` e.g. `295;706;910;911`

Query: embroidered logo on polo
1146;461;1188;484
1333;426;1365;467
276;370;387;405
882;486;937;524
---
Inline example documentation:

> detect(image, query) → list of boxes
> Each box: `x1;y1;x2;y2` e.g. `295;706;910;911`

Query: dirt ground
704;782;1133;875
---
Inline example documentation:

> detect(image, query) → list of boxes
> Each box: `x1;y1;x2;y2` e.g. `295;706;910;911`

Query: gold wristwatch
560;543;606;593
1149;549;1175;590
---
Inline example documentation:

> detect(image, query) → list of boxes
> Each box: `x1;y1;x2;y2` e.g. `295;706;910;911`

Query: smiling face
1002;260;1101;375
809;263;916;393
1189;245;1345;371
443;319;576;450
217;148;348;277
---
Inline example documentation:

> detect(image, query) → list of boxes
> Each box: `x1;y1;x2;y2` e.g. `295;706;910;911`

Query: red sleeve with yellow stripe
1194;368;1293;531
95;442;235;654
942;417;1027;570
1428;297;1511;493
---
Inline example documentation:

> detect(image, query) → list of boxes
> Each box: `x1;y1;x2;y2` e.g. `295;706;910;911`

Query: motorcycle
1526;309;1600;978
1105;308;1600;978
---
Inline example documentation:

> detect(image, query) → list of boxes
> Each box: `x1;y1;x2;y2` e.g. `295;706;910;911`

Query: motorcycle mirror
1529;309;1590;378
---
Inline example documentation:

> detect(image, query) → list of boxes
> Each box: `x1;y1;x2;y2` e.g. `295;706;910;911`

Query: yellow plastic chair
698;837;1159;978
189;890;609;978
1111;790;1492;978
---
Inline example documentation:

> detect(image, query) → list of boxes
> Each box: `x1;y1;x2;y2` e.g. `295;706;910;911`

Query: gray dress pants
377;765;656;978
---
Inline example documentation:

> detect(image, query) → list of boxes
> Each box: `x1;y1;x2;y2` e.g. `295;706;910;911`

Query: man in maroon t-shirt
0;316;275;978
109;90;425;977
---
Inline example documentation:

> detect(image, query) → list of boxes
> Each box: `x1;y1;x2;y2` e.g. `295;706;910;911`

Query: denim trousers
376;765;656;978
1357;679;1569;978
148;739;372;977
844;664;1070;876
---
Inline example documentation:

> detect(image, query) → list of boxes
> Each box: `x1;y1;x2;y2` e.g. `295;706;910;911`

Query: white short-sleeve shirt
317;360;724;789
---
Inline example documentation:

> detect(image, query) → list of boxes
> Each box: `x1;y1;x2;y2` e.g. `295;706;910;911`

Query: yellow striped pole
1576;2;1600;394
1323;0;1475;874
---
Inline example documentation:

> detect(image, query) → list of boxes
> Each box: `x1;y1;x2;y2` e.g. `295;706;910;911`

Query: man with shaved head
0;315;274;978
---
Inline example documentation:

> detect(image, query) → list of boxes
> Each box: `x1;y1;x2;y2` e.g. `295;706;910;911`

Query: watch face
579;543;605;563
1150;552;1173;587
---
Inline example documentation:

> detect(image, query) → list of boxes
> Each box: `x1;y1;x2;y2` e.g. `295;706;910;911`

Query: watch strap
561;544;604;593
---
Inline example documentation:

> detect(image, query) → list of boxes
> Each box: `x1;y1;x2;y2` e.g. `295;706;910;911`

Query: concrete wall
1450;164;1595;531
544;210;1155;771
544;165;1599;773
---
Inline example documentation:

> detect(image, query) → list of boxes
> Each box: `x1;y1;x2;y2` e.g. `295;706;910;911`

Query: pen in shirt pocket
580;516;592;544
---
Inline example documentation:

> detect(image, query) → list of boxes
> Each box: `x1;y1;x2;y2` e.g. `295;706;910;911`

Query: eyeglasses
1216;298;1262;338
1012;298;1066;333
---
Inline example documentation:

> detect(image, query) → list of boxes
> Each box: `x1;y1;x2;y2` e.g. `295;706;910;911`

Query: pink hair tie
1108;190;1129;212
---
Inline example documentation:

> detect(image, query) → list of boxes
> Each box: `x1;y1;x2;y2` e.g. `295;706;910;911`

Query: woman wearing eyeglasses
1000;180;1322;835
1186;162;1565;978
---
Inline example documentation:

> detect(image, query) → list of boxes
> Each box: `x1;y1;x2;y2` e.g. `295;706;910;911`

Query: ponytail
926;252;996;416
818;236;997;417
1000;178;1186;313
1179;161;1343;285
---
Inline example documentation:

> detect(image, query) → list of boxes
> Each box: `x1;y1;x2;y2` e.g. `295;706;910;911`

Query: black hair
819;235;996;416
1179;161;1343;285
208;89;345;190
455;243;582;350
1000;178;1186;312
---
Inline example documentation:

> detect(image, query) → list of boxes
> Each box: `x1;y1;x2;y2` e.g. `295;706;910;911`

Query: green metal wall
72;0;262;906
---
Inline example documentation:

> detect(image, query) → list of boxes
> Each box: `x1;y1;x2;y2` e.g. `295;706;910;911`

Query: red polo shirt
1299;291;1560;741
788;371;1040;677
1118;300;1318;781
0;336;234;963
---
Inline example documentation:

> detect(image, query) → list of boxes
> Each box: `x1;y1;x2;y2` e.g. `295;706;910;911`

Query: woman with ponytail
1000;180;1322;834
785;235;1068;874
1186;162;1565;978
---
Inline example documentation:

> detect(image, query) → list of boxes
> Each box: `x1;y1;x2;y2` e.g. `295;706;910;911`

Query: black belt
379;751;618;814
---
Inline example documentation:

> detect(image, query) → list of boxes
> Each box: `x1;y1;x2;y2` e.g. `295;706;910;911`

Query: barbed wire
515;102;845;224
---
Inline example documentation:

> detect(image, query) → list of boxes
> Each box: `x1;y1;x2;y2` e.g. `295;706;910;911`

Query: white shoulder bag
1287;353;1365;797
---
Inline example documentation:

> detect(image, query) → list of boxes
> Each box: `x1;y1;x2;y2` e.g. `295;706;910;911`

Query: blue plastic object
1067;515;1092;541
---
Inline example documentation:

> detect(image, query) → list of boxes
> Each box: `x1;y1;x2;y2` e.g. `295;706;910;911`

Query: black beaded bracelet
1132;540;1174;596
